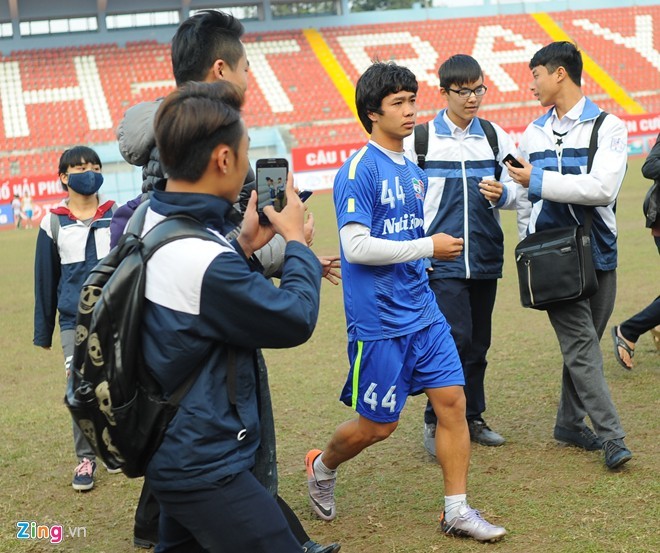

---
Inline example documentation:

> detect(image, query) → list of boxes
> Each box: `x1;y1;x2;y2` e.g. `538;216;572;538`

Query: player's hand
304;212;315;247
263;172;306;244
430;233;463;260
318;255;341;285
237;190;276;257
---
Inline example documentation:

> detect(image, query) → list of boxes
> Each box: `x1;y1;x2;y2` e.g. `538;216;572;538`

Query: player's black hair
355;61;418;134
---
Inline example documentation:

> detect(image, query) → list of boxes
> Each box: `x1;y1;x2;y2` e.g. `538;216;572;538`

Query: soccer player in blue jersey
305;61;507;543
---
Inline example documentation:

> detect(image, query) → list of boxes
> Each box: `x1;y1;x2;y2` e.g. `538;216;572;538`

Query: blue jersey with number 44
333;143;441;342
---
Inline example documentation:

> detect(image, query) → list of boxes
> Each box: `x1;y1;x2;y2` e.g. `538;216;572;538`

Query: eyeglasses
447;85;488;99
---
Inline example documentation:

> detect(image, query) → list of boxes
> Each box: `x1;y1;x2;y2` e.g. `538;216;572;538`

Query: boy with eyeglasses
404;54;521;454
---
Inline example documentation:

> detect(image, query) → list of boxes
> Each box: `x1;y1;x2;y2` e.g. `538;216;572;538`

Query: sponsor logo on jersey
381;213;424;235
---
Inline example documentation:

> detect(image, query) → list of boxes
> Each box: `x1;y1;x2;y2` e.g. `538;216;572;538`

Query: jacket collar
51;200;115;221
533;97;601;128
150;186;236;235
432;109;486;138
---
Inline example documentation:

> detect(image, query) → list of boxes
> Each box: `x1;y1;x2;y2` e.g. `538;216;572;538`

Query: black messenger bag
515;111;608;311
515;211;598;310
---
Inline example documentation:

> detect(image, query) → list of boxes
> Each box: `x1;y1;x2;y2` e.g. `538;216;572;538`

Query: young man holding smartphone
403;54;521;453
306;61;506;543
144;80;322;551
507;41;631;470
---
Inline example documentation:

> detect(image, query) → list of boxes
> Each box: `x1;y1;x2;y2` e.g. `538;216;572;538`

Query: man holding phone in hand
403;54;522;454
506;42;631;470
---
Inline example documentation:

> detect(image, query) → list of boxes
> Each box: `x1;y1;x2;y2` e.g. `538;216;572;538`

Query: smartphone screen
256;158;289;214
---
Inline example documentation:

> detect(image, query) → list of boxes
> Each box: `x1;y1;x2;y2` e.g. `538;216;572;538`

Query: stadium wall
0;2;660;226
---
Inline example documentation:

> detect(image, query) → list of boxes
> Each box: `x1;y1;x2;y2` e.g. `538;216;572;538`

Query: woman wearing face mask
33;146;117;492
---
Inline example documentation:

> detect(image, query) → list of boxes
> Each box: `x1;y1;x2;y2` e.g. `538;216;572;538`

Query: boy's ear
60;172;69;185
211;59;226;81
555;66;567;83
213;144;231;174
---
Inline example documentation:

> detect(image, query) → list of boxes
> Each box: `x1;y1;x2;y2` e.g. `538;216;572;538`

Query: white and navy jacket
142;190;322;491
404;110;519;279
518;98;627;271
33;200;115;347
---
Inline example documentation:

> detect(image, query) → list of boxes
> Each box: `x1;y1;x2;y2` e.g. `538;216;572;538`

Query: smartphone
298;190;313;203
256;158;289;217
503;153;524;169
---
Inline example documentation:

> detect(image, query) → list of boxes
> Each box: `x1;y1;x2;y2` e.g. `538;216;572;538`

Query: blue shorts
340;320;464;423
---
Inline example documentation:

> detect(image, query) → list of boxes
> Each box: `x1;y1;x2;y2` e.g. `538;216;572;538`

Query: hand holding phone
503;153;524;169
256;158;289;220
255;158;313;224
262;173;307;244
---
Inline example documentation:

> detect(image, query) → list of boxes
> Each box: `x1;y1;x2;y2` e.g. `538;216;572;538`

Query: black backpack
65;202;223;477
414;118;502;181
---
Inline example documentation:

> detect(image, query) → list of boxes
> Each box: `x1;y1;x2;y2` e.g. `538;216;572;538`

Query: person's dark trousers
620;296;660;342
424;278;498;424
135;479;160;544
277;496;310;544
134;351;279;545
547;270;624;440
152;471;300;553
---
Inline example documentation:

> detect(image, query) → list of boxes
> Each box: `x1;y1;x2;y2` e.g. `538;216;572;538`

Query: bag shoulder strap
125;197;151;236
587;111;608;173
582;111;609;233
50;212;60;248
478;118;502;181
137;214;231;407
414;122;429;169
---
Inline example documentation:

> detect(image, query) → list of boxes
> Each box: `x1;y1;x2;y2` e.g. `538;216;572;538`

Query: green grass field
0;157;658;552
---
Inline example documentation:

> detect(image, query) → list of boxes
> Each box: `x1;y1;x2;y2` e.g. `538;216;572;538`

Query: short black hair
355;61;418;134
171;10;245;86
438;54;483;90
530;41;582;87
155;81;245;182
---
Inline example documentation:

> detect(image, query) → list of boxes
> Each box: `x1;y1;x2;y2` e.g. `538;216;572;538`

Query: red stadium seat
1;6;658;180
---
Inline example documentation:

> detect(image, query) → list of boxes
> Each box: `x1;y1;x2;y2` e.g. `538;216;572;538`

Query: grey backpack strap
125;197;151;236
50;212;60;249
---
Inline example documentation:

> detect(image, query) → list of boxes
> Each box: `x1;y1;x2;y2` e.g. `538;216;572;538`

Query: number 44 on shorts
363;383;397;413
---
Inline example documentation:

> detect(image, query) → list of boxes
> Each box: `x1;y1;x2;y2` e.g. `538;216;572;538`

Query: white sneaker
305;449;337;521
440;505;506;542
